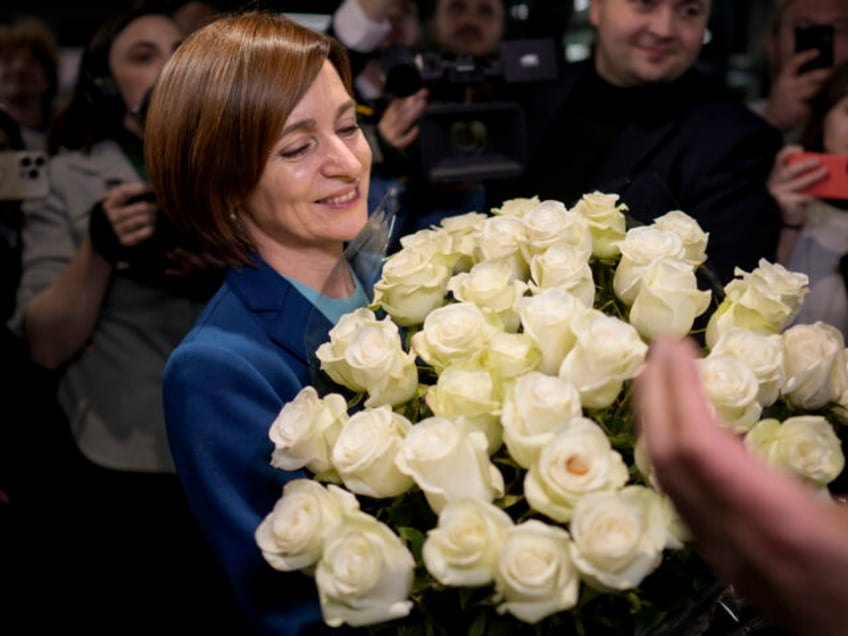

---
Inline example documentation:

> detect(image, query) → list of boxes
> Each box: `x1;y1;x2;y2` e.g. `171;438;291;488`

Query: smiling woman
143;11;376;634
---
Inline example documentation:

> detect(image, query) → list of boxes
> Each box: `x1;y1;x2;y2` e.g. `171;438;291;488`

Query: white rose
255;479;360;572
372;246;452;326
491;195;541;218
709;328;785;407
411;301;502;373
782;322;848;410
697;354;762;433
517;287;589;375
394;416;505;514
529;243;595;308
568;486;667;592
342;320;419;408
331;406;415;498
628;258;711;340
397;226;459;269
424;362;503;454
558;309;648;409
493;520;579;624
447;259;528;332
315;511;415;628
570;191;628;259
631;440;692;549
473;215;529;280
439;211;488;271
660;495;692;550
706;259;809;348
633;434;658;490
501;371;583;469
422;497;514;587
613;226;686;305
269;386;348;476
483;332;542;382
524;418;629;523
316;308;383;391
651;210;708;266
520;199;576;259
745;416;845;488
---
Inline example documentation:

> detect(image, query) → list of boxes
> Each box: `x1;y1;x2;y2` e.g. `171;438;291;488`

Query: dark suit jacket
492;59;783;284
162;255;335;635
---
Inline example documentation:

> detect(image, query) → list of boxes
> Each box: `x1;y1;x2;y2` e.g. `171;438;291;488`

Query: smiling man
494;0;783;285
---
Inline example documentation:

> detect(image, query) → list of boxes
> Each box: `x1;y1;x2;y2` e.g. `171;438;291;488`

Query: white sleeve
332;0;392;53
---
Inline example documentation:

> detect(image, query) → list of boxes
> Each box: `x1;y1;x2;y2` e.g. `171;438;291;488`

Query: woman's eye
280;145;309;159
338;124;361;137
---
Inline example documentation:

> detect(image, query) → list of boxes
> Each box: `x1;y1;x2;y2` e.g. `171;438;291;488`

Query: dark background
0;0;781;101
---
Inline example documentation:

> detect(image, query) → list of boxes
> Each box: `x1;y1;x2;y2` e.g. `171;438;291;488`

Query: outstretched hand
634;336;848;636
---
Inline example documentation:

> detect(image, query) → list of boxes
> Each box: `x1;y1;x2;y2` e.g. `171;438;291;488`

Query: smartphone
787;152;848;200
795;24;835;73
0;150;49;201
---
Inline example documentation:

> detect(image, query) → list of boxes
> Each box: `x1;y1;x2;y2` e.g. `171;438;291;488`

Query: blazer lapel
227;257;333;364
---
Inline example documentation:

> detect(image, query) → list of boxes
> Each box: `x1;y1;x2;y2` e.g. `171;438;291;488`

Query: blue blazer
163;255;335;635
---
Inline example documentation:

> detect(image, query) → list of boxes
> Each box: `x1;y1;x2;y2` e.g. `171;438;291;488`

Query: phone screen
795;24;835;73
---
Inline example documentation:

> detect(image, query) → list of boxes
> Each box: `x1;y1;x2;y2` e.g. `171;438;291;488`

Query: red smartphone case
787;152;848;200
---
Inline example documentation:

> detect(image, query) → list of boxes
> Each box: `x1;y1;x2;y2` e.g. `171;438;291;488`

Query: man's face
431;0;505;58
589;0;710;87
771;0;848;72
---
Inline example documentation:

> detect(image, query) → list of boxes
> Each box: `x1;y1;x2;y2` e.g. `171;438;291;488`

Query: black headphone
92;75;119;99
78;71;123;116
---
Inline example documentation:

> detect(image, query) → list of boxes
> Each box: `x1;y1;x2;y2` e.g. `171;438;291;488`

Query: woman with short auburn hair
145;11;353;267
144;11;374;634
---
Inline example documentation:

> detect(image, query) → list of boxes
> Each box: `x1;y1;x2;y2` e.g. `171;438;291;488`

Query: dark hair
144;11;353;267
45;5;172;155
800;62;848;152
0;18;60;119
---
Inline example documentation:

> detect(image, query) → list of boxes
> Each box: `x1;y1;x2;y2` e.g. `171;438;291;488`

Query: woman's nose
322;137;369;178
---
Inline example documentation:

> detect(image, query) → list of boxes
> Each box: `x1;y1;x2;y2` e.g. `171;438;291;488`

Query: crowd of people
2;0;848;634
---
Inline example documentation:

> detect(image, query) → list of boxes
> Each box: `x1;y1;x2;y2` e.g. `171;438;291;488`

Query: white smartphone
0;150;49;200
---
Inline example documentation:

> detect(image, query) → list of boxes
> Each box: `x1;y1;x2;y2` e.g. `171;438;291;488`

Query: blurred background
0;0;781;104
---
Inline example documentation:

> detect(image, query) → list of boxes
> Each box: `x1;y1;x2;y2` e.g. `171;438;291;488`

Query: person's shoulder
48;139;125;177
683;72;781;139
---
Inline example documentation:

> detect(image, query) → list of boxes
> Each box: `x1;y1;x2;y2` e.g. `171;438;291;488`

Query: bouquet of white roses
255;192;848;635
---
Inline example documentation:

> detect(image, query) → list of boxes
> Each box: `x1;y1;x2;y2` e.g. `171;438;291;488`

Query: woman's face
108;15;182;132
243;61;372;255
823;95;848;154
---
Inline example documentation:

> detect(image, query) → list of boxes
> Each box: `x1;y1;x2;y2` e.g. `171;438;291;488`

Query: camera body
0;151;49;201
381;38;558;183
795;24;834;74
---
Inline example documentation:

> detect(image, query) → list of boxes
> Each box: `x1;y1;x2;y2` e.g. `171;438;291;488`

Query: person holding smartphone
755;0;848;141
768;61;848;339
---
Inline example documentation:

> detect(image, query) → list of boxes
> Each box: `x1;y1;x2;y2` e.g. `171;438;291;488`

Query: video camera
381;38;559;183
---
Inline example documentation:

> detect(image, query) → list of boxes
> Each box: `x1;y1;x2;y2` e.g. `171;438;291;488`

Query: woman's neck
257;238;352;298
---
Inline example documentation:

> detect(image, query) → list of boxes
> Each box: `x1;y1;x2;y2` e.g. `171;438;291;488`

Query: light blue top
284;268;370;324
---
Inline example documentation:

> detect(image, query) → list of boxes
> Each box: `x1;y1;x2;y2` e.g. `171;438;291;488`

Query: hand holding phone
786;152;848;200
795;24;835;74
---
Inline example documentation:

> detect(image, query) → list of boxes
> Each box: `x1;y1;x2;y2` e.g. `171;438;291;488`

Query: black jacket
491;58;783;285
